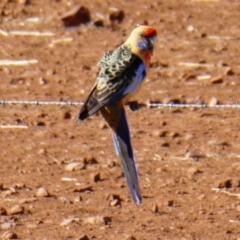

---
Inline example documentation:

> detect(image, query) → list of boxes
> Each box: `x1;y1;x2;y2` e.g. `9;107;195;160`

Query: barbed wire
0;99;240;110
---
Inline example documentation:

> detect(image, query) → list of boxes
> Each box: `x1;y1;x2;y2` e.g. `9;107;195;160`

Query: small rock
93;13;105;27
161;142;169;148
61;5;91;27
9;205;24;215
2;189;16;198
83;156;98;165
38;148;47;155
78;235;90;240
187;25;194;32
63;111;71;120
170;132;181;138
218;179;233;189
74;196;83;202
208;97;218;107
90;172;101;183
1;222;12;230
184;134;193;141
197;194;206;200
109;8;125;23
65;162;85;171
1;231;18;240
110;199;120;207
167;200;174;207
187;167;200;176
37;121;46;126
36;187;49;197
159;131;168;137
12;182;25;189
73;185;93;193
0;207;7;216
26;223;38;229
210;75;223;84
99;121;108;129
196;74;211;81
58;197;73;205
207;139;218;146
151;130;160;137
19;197;37;204
152;204;159;213
124;235;136;240
107;194;121;206
60;217;79;226
224;67;234;76
82;216;111;225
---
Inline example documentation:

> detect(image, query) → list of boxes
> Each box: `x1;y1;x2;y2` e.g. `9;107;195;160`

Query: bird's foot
128;101;139;111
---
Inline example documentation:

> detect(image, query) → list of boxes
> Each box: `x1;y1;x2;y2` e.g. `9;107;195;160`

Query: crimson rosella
78;25;157;205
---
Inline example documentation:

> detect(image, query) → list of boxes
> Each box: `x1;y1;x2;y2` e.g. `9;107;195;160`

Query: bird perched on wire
77;25;157;205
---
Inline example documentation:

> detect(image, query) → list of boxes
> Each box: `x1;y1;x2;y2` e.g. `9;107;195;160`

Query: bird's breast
121;62;146;104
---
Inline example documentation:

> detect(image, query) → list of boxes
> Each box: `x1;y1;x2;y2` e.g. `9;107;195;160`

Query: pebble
74;196;83;202
110;199;120;207
1;222;12;230
12;182;25;189
1;231;18;240
36;187;49;197
167;200;174;207
124;235;136;240
0;207;7;216
61;5;91;27
210;75;223;84
152;204;159;213
93;13;105;27
99;121;108;129
65;162;85;171
73;185;93;193
218;179;233;188
9;205;24;215
187;25;194;32
58;196;72;205
78;235;90;240
187;167;200;177
63;111;71;120
83;156;98;165
19;197;37;204
90;172;101;183
208;97;218;107
109;8;125;23
82;216;111;225
60;217;79;226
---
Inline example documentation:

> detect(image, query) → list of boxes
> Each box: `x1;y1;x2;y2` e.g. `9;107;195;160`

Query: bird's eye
139;32;145;37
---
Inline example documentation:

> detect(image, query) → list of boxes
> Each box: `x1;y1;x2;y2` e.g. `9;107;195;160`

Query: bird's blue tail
112;108;142;205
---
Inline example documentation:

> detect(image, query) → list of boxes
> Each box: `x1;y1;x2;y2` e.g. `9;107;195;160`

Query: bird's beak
148;36;156;51
149;36;156;47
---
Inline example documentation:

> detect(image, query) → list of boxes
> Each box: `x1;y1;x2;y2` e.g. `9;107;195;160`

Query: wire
0;99;240;109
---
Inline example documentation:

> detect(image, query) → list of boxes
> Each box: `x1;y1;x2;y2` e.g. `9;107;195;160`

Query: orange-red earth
1;1;240;239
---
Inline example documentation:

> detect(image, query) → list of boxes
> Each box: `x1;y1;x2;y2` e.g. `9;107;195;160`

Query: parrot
77;25;157;205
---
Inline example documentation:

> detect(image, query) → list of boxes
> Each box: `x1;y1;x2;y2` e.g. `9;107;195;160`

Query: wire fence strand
1;99;240;110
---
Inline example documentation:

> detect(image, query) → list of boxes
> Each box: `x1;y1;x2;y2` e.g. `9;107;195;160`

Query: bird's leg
128;101;139;111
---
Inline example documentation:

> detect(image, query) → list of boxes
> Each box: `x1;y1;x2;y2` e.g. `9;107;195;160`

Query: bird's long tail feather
112;108;142;205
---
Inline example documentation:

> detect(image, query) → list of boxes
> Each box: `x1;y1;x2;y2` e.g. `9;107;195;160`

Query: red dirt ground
1;0;240;239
